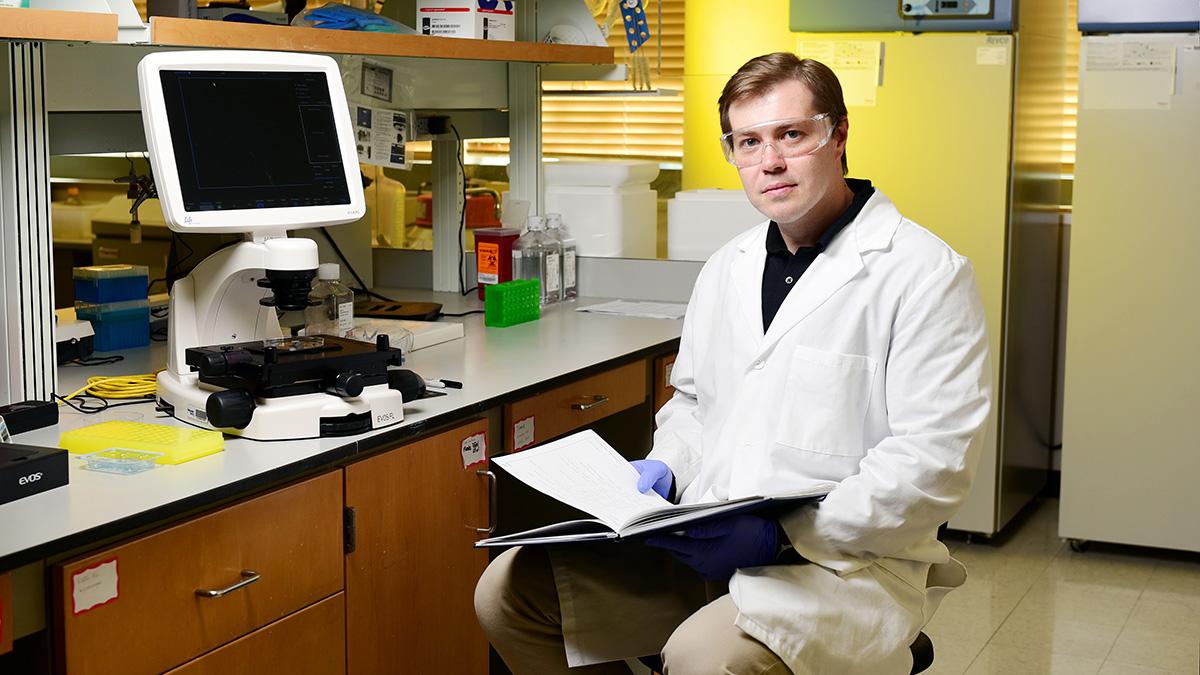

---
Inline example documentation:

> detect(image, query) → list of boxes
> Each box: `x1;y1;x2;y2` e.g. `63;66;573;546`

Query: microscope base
157;371;405;441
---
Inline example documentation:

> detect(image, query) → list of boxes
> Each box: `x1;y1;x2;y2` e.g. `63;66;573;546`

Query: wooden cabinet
52;471;343;675
165;593;346;675
345;418;491;675
504;360;648;452
653;353;678;414
1;572;11;656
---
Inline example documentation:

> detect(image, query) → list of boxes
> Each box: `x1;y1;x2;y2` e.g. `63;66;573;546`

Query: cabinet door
165;593;345;675
345;419;491;675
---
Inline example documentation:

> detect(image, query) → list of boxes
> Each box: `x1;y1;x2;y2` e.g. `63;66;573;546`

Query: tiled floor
926;499;1200;675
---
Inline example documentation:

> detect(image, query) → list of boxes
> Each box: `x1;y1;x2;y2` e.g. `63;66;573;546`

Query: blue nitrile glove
645;515;779;581
631;459;673;500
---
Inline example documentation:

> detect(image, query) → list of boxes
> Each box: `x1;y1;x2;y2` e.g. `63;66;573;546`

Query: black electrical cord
316;227;400;303
54;392;156;415
63;355;126;367
439;310;485;317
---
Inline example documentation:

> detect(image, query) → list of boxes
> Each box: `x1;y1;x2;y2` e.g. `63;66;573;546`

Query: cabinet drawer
166;593;345;675
54;471;344;675
504;360;647;451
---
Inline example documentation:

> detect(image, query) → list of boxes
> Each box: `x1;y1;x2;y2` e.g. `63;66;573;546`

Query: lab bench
0;292;681;674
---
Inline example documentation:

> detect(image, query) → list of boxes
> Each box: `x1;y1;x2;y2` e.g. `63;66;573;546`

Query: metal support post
0;43;56;405
431;134;463;292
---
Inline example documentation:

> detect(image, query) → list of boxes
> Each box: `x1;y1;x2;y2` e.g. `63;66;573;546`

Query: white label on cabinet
72;558;119;615
664;361;675;389
976;46;1008;66
514;416;535;451
461;432;487;468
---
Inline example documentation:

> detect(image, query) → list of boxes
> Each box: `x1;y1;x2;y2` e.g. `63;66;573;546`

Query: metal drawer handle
476;469;497;535
571;395;609;411
195;570;260;598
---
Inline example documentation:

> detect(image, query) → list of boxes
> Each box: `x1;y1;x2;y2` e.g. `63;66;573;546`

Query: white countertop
0;292;683;568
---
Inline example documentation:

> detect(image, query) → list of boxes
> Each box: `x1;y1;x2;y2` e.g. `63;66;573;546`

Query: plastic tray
59;421;224;465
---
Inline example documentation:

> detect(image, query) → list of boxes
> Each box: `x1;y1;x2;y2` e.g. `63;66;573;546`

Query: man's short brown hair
718;52;850;175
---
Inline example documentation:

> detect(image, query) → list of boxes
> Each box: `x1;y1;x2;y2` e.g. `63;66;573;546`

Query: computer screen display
159;70;352;212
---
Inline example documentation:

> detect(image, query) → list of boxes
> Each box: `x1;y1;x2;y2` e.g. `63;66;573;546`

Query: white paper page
492;430;669;530
576;300;687;320
1083;38;1178;110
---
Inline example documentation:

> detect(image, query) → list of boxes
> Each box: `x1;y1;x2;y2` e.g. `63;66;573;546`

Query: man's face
727;80;847;227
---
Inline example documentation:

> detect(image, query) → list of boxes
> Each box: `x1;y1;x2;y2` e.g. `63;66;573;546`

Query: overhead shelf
149;17;614;65
0;7;118;43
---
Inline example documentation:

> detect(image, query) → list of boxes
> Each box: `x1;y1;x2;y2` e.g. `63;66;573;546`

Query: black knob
328;371;365;398
206;389;256;429
197;352;228;376
387;369;426;403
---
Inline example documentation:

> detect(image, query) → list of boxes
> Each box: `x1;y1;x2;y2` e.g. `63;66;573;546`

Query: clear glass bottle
305;263;355;337
513;216;562;307
546;213;578;301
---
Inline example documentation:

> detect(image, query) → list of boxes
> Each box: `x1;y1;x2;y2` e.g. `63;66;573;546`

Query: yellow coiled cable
59;371;161;403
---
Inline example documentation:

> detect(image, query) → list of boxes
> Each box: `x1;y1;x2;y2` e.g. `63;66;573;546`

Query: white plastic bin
667;189;764;261
543;161;659;258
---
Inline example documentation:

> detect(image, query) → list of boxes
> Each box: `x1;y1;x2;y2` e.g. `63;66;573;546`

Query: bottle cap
526;215;546;232
545;213;562;230
318;263;340;281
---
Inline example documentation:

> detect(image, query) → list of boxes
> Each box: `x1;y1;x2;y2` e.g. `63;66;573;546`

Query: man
476;52;991;674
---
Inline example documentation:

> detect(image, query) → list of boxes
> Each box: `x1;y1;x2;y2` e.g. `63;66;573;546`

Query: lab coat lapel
760;234;864;350
730;224;769;344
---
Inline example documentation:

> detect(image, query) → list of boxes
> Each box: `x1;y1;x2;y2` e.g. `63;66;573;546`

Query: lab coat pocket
775;345;877;456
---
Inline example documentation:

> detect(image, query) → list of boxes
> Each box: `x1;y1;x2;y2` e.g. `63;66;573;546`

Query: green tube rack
484;279;541;327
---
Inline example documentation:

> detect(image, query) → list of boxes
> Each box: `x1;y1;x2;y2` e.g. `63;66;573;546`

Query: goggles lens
720;114;835;168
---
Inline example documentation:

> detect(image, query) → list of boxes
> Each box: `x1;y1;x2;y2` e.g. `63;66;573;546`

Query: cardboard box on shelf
416;0;515;41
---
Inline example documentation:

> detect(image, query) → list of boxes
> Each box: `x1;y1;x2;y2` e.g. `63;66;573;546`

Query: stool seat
637;632;934;674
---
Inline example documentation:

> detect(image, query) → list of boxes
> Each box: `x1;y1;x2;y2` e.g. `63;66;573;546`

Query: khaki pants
474;544;794;675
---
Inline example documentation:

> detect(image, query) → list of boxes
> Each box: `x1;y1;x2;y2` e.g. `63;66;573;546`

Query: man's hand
631;459;673;500
645;515;779;581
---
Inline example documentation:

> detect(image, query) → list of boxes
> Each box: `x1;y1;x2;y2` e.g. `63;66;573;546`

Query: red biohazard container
473;227;521;299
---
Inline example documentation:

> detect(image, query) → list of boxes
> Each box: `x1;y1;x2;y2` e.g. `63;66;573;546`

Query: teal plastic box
75;299;150;351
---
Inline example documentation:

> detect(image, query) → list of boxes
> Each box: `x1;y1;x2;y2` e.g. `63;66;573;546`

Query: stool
637;632;934;674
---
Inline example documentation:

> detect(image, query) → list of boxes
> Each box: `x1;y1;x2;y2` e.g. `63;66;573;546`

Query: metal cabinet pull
476;469;497;535
570;395;609;411
195;570;260;598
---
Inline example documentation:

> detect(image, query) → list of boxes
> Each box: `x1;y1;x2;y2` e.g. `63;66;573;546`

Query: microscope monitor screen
160;70;351;212
139;51;366;234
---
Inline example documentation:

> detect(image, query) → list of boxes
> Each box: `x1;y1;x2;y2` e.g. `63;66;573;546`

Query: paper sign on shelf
354;105;410;170
461;432;488;468
514;416;535;452
72;558;119;615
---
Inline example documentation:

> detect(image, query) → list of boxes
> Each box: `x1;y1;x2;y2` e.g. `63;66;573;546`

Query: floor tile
963;643;1103;675
1123;596;1200;638
1012;578;1143;628
1105;627;1200;672
1098;662;1196;675
1143;559;1200;608
989;607;1122;659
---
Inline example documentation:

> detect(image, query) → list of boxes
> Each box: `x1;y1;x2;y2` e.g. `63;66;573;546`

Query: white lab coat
644;188;992;673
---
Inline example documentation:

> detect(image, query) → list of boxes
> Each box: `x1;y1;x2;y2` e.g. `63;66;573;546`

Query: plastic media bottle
512;216;561;307
546;213;578;301
305;263;355;338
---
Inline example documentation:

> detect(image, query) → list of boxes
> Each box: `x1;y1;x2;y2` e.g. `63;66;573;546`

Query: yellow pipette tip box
59;421;224;465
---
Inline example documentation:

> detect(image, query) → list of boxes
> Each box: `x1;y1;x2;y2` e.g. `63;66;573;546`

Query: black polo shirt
761;179;875;332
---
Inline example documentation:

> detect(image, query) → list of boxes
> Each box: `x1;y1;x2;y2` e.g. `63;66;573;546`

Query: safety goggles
719;113;837;168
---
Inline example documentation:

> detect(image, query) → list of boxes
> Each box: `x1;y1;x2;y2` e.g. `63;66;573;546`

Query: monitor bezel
138;51;366;234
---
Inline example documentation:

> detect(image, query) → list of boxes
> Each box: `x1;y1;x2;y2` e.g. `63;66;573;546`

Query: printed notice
477;242;500;284
361;62;394;103
1083;38;1177;110
514;416;535;452
976;46;1009;66
354;106;410;170
798;40;882;107
461;432;488;468
72;559;118;615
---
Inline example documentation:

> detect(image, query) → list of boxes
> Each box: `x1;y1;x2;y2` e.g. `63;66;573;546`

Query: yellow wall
682;0;795;190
